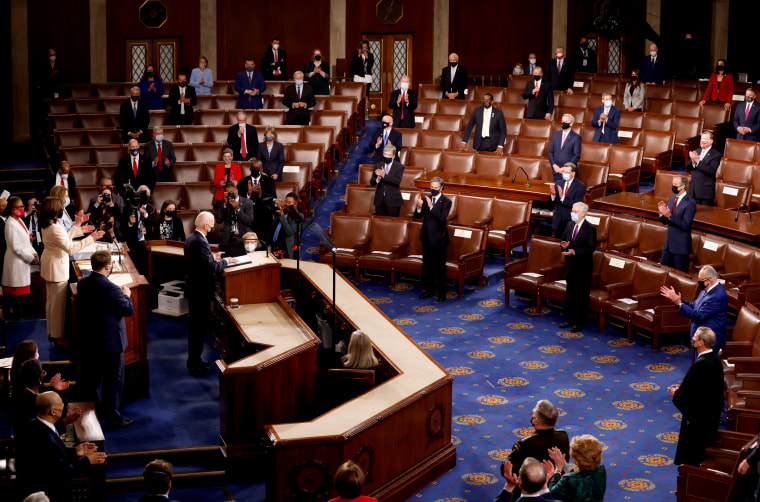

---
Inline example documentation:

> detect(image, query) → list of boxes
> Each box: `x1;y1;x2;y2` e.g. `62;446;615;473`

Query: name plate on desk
734;94;746;102
609;257;625;269
283;165;300;173
586;215;600;225
722;186;739;196
618;130;633;138
454;229;472;238
573;81;585;88
703;240;720;251
401;192;411;200
415;116;425;123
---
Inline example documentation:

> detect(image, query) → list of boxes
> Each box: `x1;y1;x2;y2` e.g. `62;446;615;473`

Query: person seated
138;65;165;110
340;330;379;371
241;231;263;253
512;63;525;75
96;211;121;244
10;340;70;397
271;192;304;259
138;459;179;502
546;434;607;502
327;460;378;502
495;457;553;502
257;126;286;181
12;360;73;435
150;200;185;241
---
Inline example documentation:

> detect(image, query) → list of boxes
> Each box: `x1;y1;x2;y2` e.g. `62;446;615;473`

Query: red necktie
746;103;751;121
672;195;679;215
60;178;64;186
133;157;138;178
401;91;405;120
156;142;163;171
240;130;247;158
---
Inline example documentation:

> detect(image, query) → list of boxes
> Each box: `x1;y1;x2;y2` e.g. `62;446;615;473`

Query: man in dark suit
144;127;177;183
524;53;540;77
89;177;125;214
369;115;403;164
282;71;316;125
440;53;468;100
167;73;197;125
115;139;156;193
227;111;259;161
415;177;452;302
234;58;266;109
215;182;254;252
272;192;304;259
548;114;582;182
49;160;77;211
389;75;417;129
685;131;722;205
523;67;554;120
24;197;43;254
138;459;179;502
658;175;696;273
15;392;107;501
547;46;575;94
460;93;507;153
569;37;597;73
734;88;760;142
241;162;277;244
494;459;554;502
262;37;287;80
370;144;405;217
550;163;586;238
119;86;150;143
738;428;760;498
77;250;135;429
641;43;665;85
184;212;238;374
668;327;724;466
591;93;620;144
560;201;597;332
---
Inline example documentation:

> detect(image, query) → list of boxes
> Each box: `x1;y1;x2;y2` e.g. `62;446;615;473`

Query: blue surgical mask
571;213;579;222
562;173;571;181
295;79;303;86
266;135;274;141
64;197;70;208
130;148;140;156
155;135;164;142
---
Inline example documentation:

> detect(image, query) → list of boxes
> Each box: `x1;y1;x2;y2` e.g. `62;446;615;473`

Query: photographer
215;182;254;254
241;161;277;244
122;185;155;275
96;212;121;244
86;186;122;228
271;192;303;259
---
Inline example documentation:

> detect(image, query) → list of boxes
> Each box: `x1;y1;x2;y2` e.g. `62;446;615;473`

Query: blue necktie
384;131;388;145
273;221;283;242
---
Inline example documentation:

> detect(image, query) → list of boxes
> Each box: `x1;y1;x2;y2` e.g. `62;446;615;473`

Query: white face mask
244;243;256;253
272;44;279;50
199;63;206;70
650;51;657;57
49;55;56;62
603;100;612;107
529;58;536;64
399;82;409;90
556;53;563;58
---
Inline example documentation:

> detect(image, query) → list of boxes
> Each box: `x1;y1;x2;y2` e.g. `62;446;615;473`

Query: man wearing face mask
369;115;403;164
550;163;585;239
460;93;507;154
547;47;575;95
548;115;582;182
38;48;63;99
415;177;452;302
167;73;197;125
590;93;620;144
734;88;760;142
523;67;553;120
559;202;597;332
657;175;696;273
144;127;176;183
227;112;259;162
115;139;155;194
569;37;597;74
685;131;722;205
119;86;150;143
283;71;316;125
389;75;417;129
234;58;266;110
640;43;665;85
370;144;405;217
272;192;303;259
661;266;728;352
49;161;77;213
241;162;277;244
262;37;287;81
216;182;254;254
524;53;540;77
440;53;468;100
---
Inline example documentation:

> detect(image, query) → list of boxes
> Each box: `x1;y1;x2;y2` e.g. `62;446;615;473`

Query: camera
226;191;235;200
103;221;113;231
121;183;149;213
103;193;112;203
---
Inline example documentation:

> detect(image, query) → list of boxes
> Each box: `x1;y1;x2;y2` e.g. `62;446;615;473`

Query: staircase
0;142;51;200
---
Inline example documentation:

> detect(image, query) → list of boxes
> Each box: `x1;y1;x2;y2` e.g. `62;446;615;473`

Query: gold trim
139;0;168;30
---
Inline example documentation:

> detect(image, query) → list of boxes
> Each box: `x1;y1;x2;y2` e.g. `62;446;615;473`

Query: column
11;0;30;141
552;0;568;52
90;0;107;83
433;0;449;83
711;0;729;67
199;0;217;72
645;0;661;50
329;0;346;75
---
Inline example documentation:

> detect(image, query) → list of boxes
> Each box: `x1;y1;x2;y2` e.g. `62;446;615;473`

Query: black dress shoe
570;325;585;332
559;322;573;329
106;418;135;430
419;291;434;299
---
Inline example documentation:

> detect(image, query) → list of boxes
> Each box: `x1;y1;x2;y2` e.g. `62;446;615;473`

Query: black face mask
251;168;261;178
165;211;175;218
631;76;638;82
314;55;322;61
449;62;457;68
131;95;139;102
534;75;541;81
382;121;391;128
671;185;680;194
178;82;187;87
561;122;571;130
383;156;393;164
431;189;440;197
146;72;154;78
698;279;708;290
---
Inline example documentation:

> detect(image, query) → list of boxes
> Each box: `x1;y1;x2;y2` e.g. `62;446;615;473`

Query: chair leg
459;276;465;298
390;270;395;287
504;286;510;306
652;327;660;352
536;295;542;314
627;322;633;342
599;313;606;332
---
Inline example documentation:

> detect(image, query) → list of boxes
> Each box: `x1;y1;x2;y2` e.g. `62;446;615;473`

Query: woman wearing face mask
214;148;242;201
622;69;645;112
241;232;262;253
257;126;285;181
189;56;214;95
512;63;525;75
49;185;90;235
138;64;165;110
304;49;330;96
2;197;39;319
150;200;185;242
699;59;733;111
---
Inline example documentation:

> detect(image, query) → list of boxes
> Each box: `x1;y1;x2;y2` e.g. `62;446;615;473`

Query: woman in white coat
2;197;39;319
39;196;103;350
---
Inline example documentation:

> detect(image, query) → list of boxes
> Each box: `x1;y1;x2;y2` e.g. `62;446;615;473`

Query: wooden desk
415;171;551;201
145;240;186;289
593;192;760;243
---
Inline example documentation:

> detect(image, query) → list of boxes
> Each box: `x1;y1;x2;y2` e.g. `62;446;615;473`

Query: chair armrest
722;341;754;359
632;291;661;301
609;240;638;252
504;258;528;278
720;271;749;282
473;217;493;226
655;150;674;170
538;265;566;282
727;357;760;375
604;282;632;295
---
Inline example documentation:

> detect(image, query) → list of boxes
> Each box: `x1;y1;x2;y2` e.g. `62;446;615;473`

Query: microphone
259;240;269;257
511;166;530;185
735;203;754;223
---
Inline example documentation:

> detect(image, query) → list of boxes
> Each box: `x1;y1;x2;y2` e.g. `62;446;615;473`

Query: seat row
647;170;755;210
724;138;760;164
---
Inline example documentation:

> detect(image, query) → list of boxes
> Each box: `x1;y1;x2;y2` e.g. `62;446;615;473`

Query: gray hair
533;399;559;427
563;162;577;172
383;144;397;156
448;53;459;60
701;130;714;140
562;114;575;124
431;176;445;188
23;492;50;502
130;86;140;94
695;326;716;348
701;265;719;279
573;201;588;214
293;70;304;78
222;148;234;157
533;66;543;73
675;175;689;189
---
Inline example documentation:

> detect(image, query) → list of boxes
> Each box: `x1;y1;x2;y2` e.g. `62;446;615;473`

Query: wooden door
126;38;181;82
361;33;414;119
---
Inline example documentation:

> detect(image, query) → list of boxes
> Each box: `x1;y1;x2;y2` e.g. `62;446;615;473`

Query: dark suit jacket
547;58;575;91
257;141;286;179
282;83;317;125
77;271;133;354
686;147;722;200
215;196;255;246
115;154;156;193
562;218;597;274
349;52;374;78
672;351;724;465
369;127;403;164
144;139;177;183
548;130;582;182
591;105;620;144
734;101;760;142
523;79;554;119
641;55;666;85
524;60;542;77
241;174;277;242
262;46;287;80
552;178;586;231
167;84;197;125
149;215;186;241
659;193;696;255
227;124;260;161
570;45;597;73
389;88;418;129
415;194;452;248
234;70;266;109
184;230;227;302
370;160;405;208
440;65;468;99
508;428;570;475
462;106;507;150
119;99;150;143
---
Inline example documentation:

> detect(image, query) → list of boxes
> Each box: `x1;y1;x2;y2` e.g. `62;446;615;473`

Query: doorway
361;33;414;120
126;38;181;82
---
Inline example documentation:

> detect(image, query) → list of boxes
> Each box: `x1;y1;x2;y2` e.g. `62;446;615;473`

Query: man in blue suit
591;93;620;144
234;58;266;110
733;88;760;142
550;163;586;238
658;175;696;273
548;114;582;183
641;43;665;85
460;93;507;153
661;266;728;352
77;250;135;429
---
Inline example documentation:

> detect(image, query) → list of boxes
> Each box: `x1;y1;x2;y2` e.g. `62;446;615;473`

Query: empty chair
93;146;124;165
503;88;527;104
724;139;758;162
504;234;565;310
418;84;442;99
86;128;121;146
191;143;223;162
416;98;439;115
690;234;730;274
343;185;377;215
643;98;674;115
94;83;122;97
618;111;644;129
514;136;548;157
579;142;610;164
194;95;214;110
636;219;667;262
672;116;704;161
607;144;643;192
588;252;637;315
498;103;526;119
196;109;227;126
152;183;183;210
79;113;111;129
642;113;675;132
589;81;618;96
714;181;751;210
48;100;73;114
56;130;86;148
419;130;455;149
181;181;215;210
440;151;475;174
438;100;468;116
451;195;493;227
179;126;210;143
605;214;642;254
101;97;125;113
70;166;100;186
405;149;444;174
488;198;532;256
717;158;755;184
213;95;237;110
50;114;79;130
172;162;206;183
431;115;463;132
600;260;669;334
575;161;609;201
558;93;589;108
615;127;642;147
522;119;552;138
394;128;419;148
73;98;102;114
321;213;372;278
392;220;424;279
475;154;507;176
445;225;488;297
172;143;191;162
507;155;544;181
357;217;410;284
673;100;702;118
640;129;676;173
644;85;673;100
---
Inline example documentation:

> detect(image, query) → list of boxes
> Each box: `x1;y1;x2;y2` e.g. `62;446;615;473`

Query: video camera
121;183;149;214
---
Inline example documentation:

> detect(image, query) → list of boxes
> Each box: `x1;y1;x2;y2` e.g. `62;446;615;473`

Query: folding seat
514;136;548;157
79;113;111;129
600;260;669;334
321;213;372;277
507;155;544;181
521;119;552;138
93;146;124;165
56;130;86;148
504;235;565;310
312;110;347;154
416;98;439;115
580;141;610;164
303;126;336;174
69;167;100;187
438;100;468;116
445;225;488;297
605;214;641;254
504;117;523;136
558;93;589;108
172;143;191;162
575;161;608;202
418;84;442;99
644;85;673;100
86;128;121;146
615;127;642;147
643;98;674;115
451;195;493;227
635;219;667;262
172;162;206;183
196;109;228;126
673;100;702;118
715;181;751;210
431;115;463;132
400;168;425;188
194;95;214;110
50;114;79;130
209;125;231;144
578;124;595;143
149;110;168;127
475;154;507;176
672;116;704;161
392;220;424;278
48;100;73;115
73;98;102;114
105;113;121;129
176;126;208;144
325;96;358;144
642;113;675;132
101;97;125;113
395;128;419;148
210;80;232;95
587;252;638;315
343;185;377;215
606;144;643;192
191;142;224;162
488;198;531;256
689;234;730;274
288;143;325;198
498;103;526;119
441;151;475;174
640;129;676;173
503;88;527;104
672;87;700;102
617;111;643;129
357;217;410;283
413;115;432;130
152;183;183;209
419;130;455;149
181;182;215;211
213;95;237;110
724;139;758;162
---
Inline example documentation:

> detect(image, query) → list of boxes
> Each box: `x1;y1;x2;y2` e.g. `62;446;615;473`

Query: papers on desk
226;255;252;267
617;298;638;305
0;357;12;369
72;242;111;261
353;75;372;84
108;274;134;287
519;272;543;278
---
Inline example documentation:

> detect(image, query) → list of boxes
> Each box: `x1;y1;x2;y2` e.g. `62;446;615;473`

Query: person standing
213;149;243;202
227;112;259;162
623;69;646;112
215;183;254;252
658;175;696;273
547;46;575;95
257;127;285;181
369;115;402;164
138;65;164;110
370;145;404;217
282;71;316;125
304;49;330;96
262;37;287;81
415;177;452;302
119;86;150;143
2;197;39;319
349;41;374;98
189;56;214;95
547;114;582;183
569;37;597;73
734;88;760;142
167;73;196;126
559;202;597;332
641;43;665;85
115;139;156;193
460;93;507;154
668;327;724;466
699;59;733;110
234;59;266;110
388;75;417;129
144;127;176;183
440;53;468;100
550;163;586;238
685;131;722;206
591;93;620;144
523;67;554;120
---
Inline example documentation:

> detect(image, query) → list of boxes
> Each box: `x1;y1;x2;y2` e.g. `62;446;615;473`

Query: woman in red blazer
700;59;733;110
213;148;242;201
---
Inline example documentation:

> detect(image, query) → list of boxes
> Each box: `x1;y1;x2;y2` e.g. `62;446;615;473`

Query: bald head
36;391;63;423
519;460;548;495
